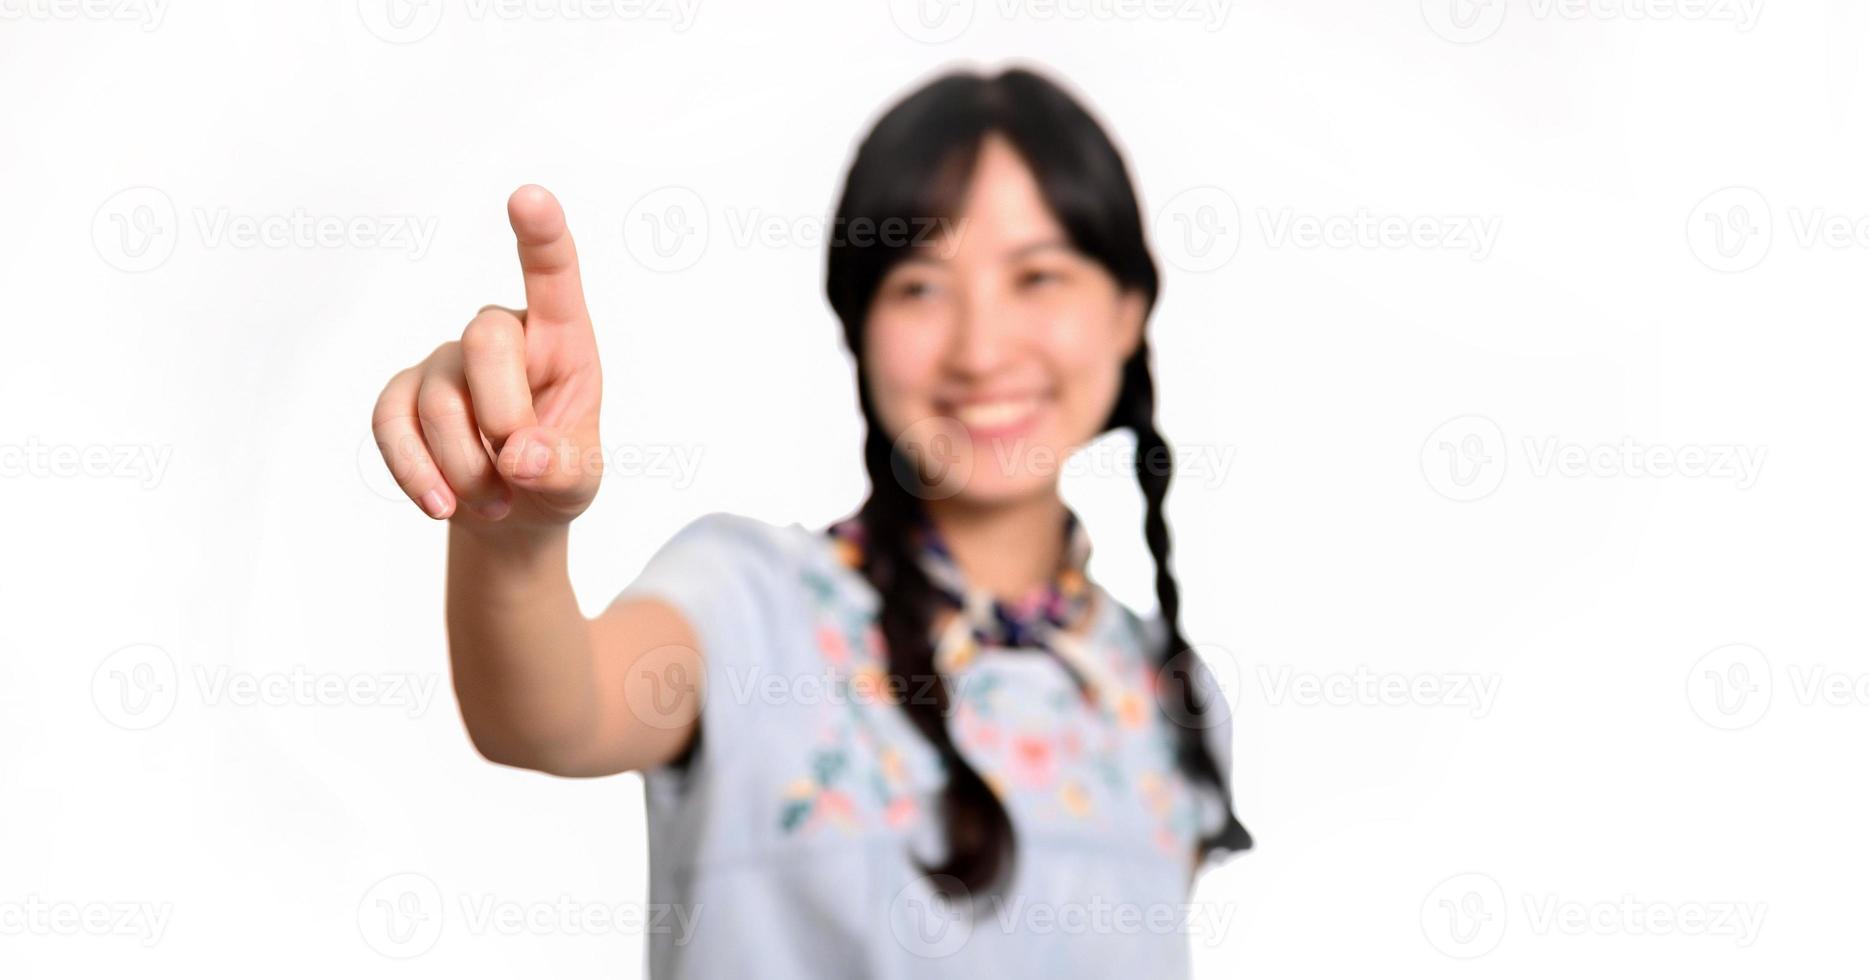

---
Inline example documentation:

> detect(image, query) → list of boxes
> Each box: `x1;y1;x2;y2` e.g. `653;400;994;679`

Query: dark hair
824;66;1252;895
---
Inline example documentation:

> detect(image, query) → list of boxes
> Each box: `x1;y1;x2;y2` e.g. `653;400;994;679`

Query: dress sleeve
614;512;796;785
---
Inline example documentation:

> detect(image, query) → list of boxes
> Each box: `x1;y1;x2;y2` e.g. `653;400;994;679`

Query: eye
885;274;939;301
1018;268;1066;290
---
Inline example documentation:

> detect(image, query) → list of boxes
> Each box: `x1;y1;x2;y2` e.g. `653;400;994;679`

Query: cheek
862;313;946;430
1035;308;1126;434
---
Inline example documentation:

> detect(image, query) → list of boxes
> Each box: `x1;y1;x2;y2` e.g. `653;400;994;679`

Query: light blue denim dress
619;513;1243;978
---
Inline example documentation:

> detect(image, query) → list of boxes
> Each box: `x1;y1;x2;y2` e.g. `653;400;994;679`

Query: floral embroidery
1008;734;1056;790
776;541;1215;858
776;567;929;836
1059;779;1092;818
815;623;851;666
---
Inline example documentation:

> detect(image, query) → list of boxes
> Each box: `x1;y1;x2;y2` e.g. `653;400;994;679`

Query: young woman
370;66;1251;977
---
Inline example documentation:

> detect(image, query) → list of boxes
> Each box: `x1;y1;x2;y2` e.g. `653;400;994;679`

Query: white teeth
952;397;1040;430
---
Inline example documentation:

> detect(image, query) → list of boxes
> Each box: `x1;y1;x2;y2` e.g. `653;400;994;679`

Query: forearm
444;522;597;769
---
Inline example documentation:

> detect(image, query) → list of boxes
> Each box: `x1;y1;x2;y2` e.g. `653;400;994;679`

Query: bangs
825;68;1158;352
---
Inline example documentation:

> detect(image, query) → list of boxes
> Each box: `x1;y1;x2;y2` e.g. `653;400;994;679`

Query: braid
1113;341;1254;861
856;385;1017;896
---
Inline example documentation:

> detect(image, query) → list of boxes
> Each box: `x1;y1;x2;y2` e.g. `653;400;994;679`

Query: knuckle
461;310;521;359
427;339;461;365
370;369;417;429
416;381;472;427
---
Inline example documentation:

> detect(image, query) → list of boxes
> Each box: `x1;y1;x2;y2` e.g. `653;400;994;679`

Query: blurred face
863;133;1146;507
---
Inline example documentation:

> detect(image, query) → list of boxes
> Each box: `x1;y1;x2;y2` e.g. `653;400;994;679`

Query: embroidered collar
825;507;1127;709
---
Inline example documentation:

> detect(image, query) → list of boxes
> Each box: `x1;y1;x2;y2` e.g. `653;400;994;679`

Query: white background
2;0;1862;975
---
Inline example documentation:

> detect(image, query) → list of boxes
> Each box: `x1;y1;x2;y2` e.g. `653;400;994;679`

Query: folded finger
417;345;510;521
461;306;538;456
371;366;454;520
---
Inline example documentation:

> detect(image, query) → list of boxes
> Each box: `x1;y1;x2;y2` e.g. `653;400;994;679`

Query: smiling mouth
944;394;1049;439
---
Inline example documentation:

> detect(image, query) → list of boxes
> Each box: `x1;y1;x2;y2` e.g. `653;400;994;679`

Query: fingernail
518;442;551;479
419;489;451;519
477;496;512;521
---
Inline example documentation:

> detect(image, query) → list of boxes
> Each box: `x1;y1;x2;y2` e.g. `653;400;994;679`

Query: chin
944;436;1071;507
947;474;1054;509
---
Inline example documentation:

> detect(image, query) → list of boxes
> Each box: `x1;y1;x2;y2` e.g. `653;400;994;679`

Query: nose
947;290;1011;379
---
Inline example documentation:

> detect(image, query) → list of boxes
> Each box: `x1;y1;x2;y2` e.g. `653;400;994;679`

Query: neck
924;492;1069;604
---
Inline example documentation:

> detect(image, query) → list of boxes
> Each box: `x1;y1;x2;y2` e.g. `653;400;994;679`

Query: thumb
498;425;601;505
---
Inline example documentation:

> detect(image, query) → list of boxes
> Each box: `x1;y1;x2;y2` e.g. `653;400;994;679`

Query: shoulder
619;512;832;633
1095;586;1167;664
619;513;839;711
658;510;793;554
638;511;826;581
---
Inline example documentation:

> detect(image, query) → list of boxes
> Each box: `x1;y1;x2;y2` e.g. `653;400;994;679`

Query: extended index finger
507;184;589;327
